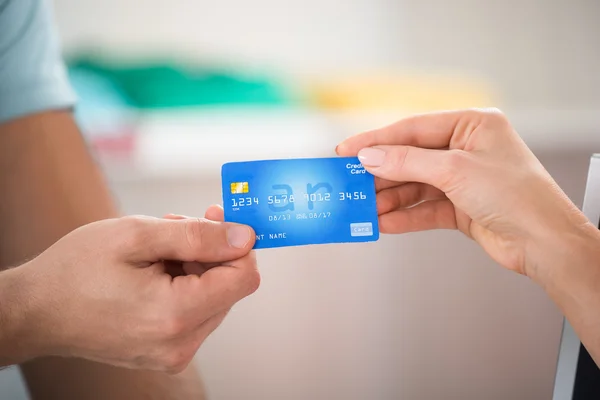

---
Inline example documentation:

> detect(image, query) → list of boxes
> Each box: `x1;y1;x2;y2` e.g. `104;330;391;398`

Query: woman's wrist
526;215;600;296
525;216;600;364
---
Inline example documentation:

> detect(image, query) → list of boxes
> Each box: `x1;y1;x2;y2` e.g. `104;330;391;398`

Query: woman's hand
336;108;592;281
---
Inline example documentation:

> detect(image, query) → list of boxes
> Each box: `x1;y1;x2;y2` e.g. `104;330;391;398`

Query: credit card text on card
221;157;379;249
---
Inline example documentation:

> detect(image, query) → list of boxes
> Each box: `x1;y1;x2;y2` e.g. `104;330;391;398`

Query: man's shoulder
0;0;47;62
0;0;76;124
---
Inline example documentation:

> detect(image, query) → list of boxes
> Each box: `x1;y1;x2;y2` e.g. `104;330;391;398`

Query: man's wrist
0;263;47;366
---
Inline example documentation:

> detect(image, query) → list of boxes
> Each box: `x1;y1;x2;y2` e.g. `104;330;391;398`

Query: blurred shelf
97;107;600;183
323;108;600;148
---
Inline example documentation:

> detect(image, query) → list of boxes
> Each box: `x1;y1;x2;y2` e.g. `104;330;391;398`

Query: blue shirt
0;0;76;123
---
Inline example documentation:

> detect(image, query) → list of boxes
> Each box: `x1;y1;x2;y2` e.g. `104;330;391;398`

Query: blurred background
2;0;600;398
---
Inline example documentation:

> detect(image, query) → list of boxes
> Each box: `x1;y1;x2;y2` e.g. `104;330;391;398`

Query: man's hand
1;214;259;374
0;110;214;399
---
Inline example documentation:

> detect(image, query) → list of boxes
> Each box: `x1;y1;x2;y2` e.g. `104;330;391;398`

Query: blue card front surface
221;157;379;249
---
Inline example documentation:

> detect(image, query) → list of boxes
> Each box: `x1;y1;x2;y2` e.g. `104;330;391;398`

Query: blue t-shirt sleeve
0;0;77;124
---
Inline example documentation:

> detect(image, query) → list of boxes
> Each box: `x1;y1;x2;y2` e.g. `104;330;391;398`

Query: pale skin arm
0;111;205;399
336;109;600;367
531;220;600;367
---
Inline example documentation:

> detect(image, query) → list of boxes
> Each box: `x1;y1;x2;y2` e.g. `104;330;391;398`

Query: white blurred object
97;107;600;182
112;108;339;180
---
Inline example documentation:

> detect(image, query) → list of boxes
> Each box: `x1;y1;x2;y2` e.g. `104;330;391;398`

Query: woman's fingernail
358;147;386;167
227;225;252;248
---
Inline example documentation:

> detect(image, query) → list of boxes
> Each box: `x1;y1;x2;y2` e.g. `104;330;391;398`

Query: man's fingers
204;205;224;222
379;199;457;234
377;183;446;215
165;204;224;222
182;261;218;276
163;214;188;220
161;260;186;277
194;309;230;342
123;216;255;263
160;208;234;276
173;252;260;317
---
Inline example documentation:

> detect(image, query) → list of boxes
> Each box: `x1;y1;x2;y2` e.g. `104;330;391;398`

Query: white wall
52;0;402;74
393;0;600;110
52;0;600;109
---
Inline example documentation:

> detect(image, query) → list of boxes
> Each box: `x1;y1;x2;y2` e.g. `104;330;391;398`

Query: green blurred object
67;56;296;109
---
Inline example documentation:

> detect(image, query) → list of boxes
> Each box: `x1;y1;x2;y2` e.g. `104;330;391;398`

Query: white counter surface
97;108;600;182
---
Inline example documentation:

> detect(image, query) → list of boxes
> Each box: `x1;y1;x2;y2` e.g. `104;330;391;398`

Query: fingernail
358;147;386;167
227;225;251;248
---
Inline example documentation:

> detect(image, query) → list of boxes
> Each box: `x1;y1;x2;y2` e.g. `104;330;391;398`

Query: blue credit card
221;157;379;249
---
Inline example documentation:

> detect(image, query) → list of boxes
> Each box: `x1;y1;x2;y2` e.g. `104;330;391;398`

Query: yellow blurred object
307;72;497;112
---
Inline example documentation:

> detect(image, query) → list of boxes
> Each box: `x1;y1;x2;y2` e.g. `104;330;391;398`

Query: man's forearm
0;111;117;265
0;111;204;399
0;264;52;368
0;267;33;367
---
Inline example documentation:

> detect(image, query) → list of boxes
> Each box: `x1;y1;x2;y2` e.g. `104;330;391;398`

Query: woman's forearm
530;220;600;365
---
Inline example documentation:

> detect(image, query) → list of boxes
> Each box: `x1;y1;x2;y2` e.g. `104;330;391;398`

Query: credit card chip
230;182;249;194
